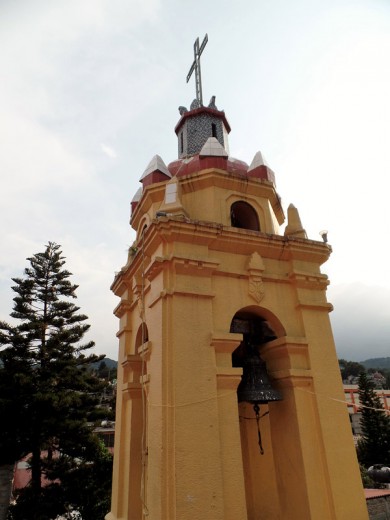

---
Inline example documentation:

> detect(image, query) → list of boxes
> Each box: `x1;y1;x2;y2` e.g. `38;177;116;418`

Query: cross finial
186;34;208;106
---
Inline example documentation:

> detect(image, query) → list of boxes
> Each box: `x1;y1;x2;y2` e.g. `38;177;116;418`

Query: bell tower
106;38;368;520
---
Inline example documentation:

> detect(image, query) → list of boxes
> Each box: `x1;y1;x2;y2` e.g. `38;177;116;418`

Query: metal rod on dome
186;34;208;106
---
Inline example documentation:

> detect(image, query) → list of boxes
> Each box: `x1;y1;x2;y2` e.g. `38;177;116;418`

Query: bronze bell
237;350;282;405
231;318;282;455
237;349;282;455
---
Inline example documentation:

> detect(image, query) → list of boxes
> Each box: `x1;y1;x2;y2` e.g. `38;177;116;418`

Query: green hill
89;357;118;370
360;357;390;370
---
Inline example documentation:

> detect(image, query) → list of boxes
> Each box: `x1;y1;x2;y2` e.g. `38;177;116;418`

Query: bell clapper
253;404;264;455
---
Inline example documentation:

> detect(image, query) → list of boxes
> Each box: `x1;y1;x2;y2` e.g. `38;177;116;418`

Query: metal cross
186;34;208;106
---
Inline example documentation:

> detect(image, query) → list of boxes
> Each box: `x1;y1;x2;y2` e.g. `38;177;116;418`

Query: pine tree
0;242;109;519
357;371;390;468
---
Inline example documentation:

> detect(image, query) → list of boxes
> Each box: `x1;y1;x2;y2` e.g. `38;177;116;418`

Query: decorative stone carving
247;252;265;303
247;251;265;271
248;279;265;303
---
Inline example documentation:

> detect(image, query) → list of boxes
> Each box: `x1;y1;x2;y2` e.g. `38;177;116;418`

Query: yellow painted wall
107;166;368;520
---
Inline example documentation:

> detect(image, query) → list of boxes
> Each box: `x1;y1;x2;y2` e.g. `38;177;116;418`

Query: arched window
135;323;149;349
230;311;280;517
137;221;148;242
230;201;260;231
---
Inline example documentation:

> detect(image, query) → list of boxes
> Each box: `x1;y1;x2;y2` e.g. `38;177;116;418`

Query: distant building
12;424;115;498
368;371;387;389
344;385;390;414
12;451;60;494
94;421;115;451
344;385;390;437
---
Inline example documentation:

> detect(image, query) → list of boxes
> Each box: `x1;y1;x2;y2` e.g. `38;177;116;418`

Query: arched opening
230;310;281;519
230;312;277;367
124;321;149;518
137;225;147;242
135;322;149;349
230;201;260;231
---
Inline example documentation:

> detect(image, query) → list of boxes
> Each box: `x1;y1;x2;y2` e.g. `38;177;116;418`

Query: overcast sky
1;0;389;362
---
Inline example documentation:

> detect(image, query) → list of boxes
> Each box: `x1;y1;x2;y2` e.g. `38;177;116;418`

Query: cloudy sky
1;0;389;362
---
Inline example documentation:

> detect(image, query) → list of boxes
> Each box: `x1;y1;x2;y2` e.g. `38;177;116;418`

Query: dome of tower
167;154;249;178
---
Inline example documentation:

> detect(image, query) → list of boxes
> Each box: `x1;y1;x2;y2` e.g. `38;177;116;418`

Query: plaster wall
108;166;368;520
132;171;283;240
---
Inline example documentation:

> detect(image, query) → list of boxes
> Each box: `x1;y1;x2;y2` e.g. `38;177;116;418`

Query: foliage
338;359;365;381
359;357;390;387
55;512;82;520
0;243;111;519
9;439;113;520
96;360;117;381
50;439;113;520
359;464;375;488
357;372;390;468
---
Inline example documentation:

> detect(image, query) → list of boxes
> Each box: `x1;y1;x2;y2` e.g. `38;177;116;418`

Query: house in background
344;385;390;437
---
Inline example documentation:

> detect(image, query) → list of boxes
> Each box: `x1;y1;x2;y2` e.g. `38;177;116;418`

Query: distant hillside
89;357;118;370
360;357;390;370
97;357;388;371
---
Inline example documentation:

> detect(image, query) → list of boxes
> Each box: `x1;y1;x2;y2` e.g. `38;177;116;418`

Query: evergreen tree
97;360;109;379
8;438;113;520
48;439;113;520
357;371;390;468
0;243;110;519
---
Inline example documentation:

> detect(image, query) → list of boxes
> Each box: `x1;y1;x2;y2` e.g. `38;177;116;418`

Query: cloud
329;282;390;362
56;237;123;358
1;0;390;364
101;144;117;158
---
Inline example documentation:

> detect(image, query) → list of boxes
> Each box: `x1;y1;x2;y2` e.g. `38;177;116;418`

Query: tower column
211;332;248;520
263;336;367;519
142;260;239;520
298;304;368;519
269;376;335;519
154;292;226;520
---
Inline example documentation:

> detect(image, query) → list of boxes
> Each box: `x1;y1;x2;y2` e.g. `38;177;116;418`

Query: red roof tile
365;488;390;500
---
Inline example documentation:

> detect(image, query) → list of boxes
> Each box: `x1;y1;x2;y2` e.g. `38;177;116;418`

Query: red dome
168;154;249;178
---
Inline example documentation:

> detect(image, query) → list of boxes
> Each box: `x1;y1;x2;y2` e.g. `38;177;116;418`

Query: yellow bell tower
106;40;368;520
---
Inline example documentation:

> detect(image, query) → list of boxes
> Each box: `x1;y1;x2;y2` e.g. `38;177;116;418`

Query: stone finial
140;155;171;181
247;151;276;184
131;187;142;203
208;96;217;110
130;186;143;215
284;204;307;239
190;99;201;110
199;137;228;158
248;151;269;170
